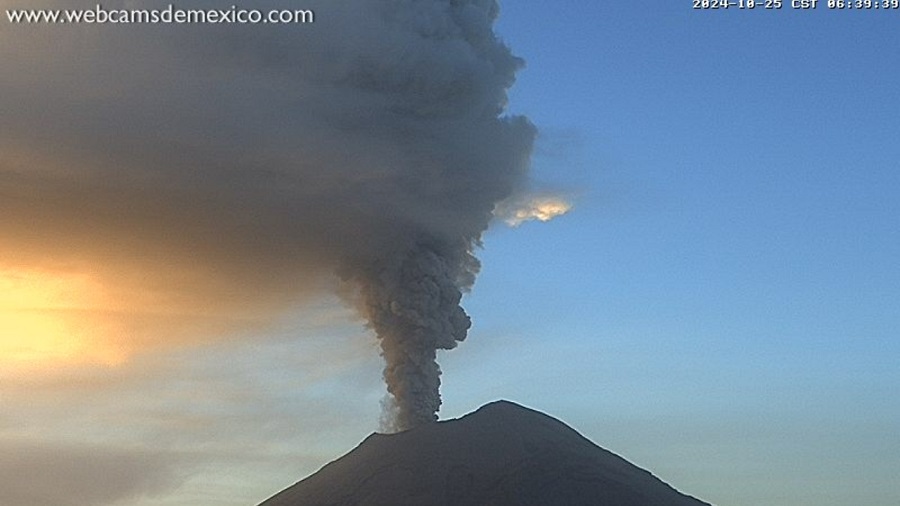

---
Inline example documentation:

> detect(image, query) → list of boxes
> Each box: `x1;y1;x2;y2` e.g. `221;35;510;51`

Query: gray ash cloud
0;0;535;429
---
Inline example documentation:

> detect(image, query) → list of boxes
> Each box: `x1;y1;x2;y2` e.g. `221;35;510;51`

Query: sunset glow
0;268;125;369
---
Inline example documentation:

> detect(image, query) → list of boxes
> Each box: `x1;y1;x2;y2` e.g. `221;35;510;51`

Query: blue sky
1;2;898;506
459;3;899;504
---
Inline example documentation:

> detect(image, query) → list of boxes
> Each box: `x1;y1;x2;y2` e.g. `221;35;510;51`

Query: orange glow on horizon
0;268;126;371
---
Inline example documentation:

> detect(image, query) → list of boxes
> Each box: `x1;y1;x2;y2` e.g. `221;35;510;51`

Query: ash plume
347;241;476;431
0;0;536;429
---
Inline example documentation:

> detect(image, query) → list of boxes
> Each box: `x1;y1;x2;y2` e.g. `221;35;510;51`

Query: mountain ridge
258;400;713;506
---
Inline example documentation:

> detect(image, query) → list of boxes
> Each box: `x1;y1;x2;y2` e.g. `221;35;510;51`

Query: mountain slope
258;400;712;506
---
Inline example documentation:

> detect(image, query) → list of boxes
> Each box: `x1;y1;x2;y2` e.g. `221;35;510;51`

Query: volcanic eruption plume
328;0;537;429
1;0;543;430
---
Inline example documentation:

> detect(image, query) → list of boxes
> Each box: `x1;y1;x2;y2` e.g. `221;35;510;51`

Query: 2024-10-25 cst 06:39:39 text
695;0;900;8
693;0;784;8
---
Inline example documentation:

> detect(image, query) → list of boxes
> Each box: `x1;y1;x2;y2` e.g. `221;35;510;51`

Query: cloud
1;0;541;428
494;193;573;227
0;439;182;506
0;319;387;505
1;0;532;364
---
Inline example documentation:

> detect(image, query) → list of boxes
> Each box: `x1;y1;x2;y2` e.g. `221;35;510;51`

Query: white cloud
494;194;573;227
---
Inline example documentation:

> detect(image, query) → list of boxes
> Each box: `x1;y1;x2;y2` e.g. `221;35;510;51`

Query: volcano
257;400;712;506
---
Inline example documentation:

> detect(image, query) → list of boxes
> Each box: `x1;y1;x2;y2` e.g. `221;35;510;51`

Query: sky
1;1;898;506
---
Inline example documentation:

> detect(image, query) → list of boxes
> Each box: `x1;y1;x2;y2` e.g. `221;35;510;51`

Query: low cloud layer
0;440;182;506
0;323;386;506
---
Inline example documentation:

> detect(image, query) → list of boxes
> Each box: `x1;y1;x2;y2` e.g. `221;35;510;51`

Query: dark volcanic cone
258;401;712;506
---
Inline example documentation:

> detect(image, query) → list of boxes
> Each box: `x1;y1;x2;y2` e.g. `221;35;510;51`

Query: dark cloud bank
1;0;535;430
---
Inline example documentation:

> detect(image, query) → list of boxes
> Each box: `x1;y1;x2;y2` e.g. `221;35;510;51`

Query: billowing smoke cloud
1;0;536;430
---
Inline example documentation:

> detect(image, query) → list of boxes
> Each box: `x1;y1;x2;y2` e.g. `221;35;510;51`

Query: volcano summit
258;401;712;506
